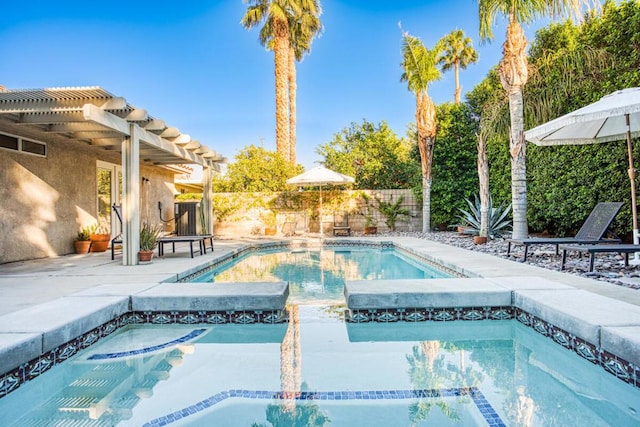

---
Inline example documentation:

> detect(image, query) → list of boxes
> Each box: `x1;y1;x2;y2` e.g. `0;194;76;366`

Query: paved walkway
0;238;260;316
2;235;640;316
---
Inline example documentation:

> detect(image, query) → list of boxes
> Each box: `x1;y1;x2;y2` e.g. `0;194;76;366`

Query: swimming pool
188;246;453;303
1;306;637;426
2;240;639;426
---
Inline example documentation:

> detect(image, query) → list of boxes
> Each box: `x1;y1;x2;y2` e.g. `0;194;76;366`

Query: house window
22;139;47;156
0;132;47;157
0;134;18;150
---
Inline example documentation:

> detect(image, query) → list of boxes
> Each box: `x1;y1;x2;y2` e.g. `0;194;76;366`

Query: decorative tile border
0;309;286;398
88;328;208;360
347;306;514;323
142;387;505;427
514;308;639;388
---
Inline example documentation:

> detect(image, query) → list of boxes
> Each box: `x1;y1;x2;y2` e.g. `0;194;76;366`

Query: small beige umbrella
286;166;355;232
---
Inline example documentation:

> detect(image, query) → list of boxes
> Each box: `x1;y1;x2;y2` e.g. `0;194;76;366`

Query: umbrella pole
625;113;639;260
319;184;323;235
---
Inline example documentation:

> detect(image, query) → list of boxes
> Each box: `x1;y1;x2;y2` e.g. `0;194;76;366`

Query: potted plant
74;224;96;254
457;194;512;244
260;209;278;236
363;206;378;235
90;226;111;252
139;222;163;262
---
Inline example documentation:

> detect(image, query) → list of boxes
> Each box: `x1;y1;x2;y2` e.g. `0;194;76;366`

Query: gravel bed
376;231;640;291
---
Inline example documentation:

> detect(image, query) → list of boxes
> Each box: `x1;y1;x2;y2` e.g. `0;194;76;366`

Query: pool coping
1;237;639;397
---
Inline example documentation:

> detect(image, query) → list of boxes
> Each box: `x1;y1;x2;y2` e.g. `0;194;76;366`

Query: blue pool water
2;246;639;425
1;307;638;426
190;247;451;303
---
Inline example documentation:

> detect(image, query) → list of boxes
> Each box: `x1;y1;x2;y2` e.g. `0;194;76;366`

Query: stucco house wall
0;138;177;264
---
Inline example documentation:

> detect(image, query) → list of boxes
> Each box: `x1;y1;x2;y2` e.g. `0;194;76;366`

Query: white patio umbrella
286;166;355;231
525;87;640;248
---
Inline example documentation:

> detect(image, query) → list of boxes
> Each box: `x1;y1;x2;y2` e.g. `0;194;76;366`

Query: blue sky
1;1;549;169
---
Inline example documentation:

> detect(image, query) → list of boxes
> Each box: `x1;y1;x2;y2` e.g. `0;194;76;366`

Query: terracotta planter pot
364;226;378;235
74;240;91;254
138;250;154;263
474;236;488;245
90;233;110;252
264;227;277;236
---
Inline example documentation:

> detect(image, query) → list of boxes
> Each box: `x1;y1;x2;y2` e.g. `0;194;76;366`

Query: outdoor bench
158;235;214;258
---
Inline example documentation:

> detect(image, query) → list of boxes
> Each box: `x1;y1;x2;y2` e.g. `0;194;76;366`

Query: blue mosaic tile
433;309;456;321
87;329;207;360
56;343;78;361
576;342;598;363
462;309;484;321
490;308;513;320
143;387;504;427
533;320;549;336
552;330;571;348
604;358;631;380
27;356;53;378
0;374;20;396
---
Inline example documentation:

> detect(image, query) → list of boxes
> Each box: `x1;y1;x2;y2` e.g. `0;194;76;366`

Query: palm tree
478;0;596;239
242;0;300;159
438;29;478;105
287;1;322;164
400;29;442;232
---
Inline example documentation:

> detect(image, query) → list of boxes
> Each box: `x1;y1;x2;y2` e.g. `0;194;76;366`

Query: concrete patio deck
2;235;640;315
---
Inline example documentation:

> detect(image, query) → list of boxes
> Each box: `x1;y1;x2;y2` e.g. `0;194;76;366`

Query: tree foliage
213;144;303;192
316;119;418;189
400;29;442;232
438;29;479;104
427;103;481;228
468;0;640;237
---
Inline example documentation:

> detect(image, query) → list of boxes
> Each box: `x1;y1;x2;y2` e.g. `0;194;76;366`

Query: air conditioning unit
174;202;201;236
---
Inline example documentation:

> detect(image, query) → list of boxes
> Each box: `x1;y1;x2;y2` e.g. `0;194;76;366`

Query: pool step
11;348;187;425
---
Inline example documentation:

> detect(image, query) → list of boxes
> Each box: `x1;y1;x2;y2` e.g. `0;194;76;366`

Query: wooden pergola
0;86;225;265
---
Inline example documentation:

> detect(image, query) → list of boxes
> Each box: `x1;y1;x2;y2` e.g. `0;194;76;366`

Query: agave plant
457;194;511;239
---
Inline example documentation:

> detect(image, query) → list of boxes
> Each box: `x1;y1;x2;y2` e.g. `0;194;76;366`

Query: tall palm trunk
499;17;529;239
274;19;291;159
288;45;297;164
477;133;490;237
454;60;461;104
416;91;437;232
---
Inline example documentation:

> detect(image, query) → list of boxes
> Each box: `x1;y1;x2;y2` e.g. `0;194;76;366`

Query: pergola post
202;161;213;235
122;123;141;265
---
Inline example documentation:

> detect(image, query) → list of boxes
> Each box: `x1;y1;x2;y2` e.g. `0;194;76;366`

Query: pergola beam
82;104;131;135
0;96;127;112
17;111;87;124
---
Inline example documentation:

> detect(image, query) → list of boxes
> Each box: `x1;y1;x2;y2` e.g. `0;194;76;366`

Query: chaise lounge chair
560;243;640;272
332;211;351;236
506;202;623;261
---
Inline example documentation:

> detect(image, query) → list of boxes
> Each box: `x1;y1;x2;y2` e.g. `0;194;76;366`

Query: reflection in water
407;341;461;423
205;248;446;303
280;305;301;411
502;344;536;427
254;304;330;427
6;336;192;425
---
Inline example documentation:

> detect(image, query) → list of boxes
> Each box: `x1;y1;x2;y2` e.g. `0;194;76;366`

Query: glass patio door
97;161;122;238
